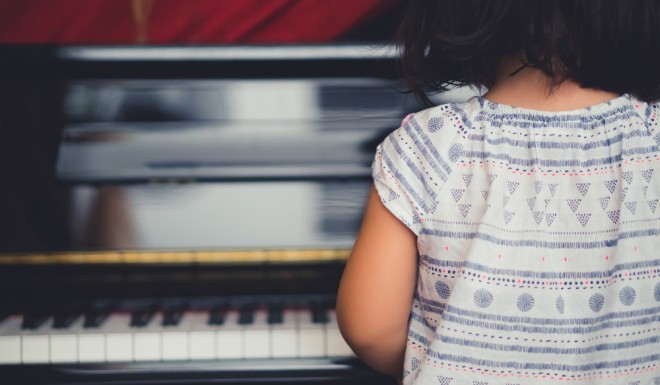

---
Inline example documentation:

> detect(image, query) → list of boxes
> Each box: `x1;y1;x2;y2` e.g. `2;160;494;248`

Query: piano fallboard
0;358;392;385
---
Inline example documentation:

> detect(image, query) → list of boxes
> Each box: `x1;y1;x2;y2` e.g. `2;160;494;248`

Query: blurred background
0;2;472;384
0;0;405;44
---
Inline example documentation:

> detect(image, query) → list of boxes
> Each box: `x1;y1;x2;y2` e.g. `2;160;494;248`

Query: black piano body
0;44;428;384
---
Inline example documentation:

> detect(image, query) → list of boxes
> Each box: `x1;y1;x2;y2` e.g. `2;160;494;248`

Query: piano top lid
2;44;401;79
56;44;398;62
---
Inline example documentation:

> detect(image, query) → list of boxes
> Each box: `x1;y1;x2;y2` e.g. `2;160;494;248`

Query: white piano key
297;309;325;358
106;333;132;362
76;312;106;363
187;312;215;360
21;317;52;364
162;332;188;361
133;332;160;361
78;333;105;363
49;315;83;364
22;335;50;364
0;336;21;364
102;313;133;362
326;309;353;357
0;316;22;364
271;329;297;358
133;312;162;362
50;335;77;363
189;331;215;360
216;310;242;359
243;309;269;359
271;309;298;358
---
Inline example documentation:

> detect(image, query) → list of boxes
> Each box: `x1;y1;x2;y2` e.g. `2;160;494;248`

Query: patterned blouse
372;94;659;385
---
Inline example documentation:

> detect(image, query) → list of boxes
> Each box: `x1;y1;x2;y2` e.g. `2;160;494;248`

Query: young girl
336;1;660;384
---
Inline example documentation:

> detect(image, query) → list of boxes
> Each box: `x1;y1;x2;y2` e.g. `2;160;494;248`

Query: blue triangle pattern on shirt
527;197;537;211
459;204;471;218
534;180;543;194
604;180;618;194
451;188;465;202
641;168;654;183
576;182;591;196
463;174;473;187
599;196;610;211
437;376;453;385
567;198;582;212
622;187;629;201
533;211;544;225
607;210;620;223
411;357;420;371
623;171;634;184
507;181;520;195
576;213;591;227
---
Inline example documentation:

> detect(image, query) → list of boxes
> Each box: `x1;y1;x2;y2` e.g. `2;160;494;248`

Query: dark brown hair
397;0;660;103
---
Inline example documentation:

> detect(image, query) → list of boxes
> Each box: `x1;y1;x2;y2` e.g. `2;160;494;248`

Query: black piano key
84;308;111;328
311;303;329;324
53;311;81;329
162;306;186;327
267;303;284;325
21;313;50;330
208;306;227;325
238;304;254;325
131;306;157;327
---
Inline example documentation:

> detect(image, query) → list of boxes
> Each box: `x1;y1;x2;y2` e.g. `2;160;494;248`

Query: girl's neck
483;55;620;112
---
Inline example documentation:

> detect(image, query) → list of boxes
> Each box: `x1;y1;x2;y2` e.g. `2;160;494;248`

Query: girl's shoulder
397;96;483;144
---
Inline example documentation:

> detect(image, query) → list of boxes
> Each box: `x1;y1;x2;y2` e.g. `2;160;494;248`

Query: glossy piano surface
1;46;421;255
52;75;405;251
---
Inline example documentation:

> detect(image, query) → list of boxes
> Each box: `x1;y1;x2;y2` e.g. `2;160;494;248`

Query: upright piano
0;43;425;384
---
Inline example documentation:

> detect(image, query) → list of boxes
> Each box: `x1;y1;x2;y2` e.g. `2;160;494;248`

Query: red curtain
0;0;401;44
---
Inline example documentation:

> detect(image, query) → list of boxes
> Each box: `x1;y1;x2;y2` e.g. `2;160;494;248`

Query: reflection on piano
0;44;430;384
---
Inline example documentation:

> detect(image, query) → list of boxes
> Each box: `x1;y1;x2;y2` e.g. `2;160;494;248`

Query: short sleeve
372;108;463;235
646;99;660;146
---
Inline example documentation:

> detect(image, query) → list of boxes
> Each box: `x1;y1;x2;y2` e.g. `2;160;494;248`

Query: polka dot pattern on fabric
474;288;493;308
428;117;444;132
516;293;535;312
555;295;565;314
589;293;605;312
618;286;636;306
435;280;451;299
448;143;464;162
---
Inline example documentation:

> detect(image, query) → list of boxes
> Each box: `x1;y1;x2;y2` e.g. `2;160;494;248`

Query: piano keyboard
0;302;353;365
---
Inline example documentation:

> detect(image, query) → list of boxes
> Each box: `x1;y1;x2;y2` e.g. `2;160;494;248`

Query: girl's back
337;1;660;384
374;93;659;384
